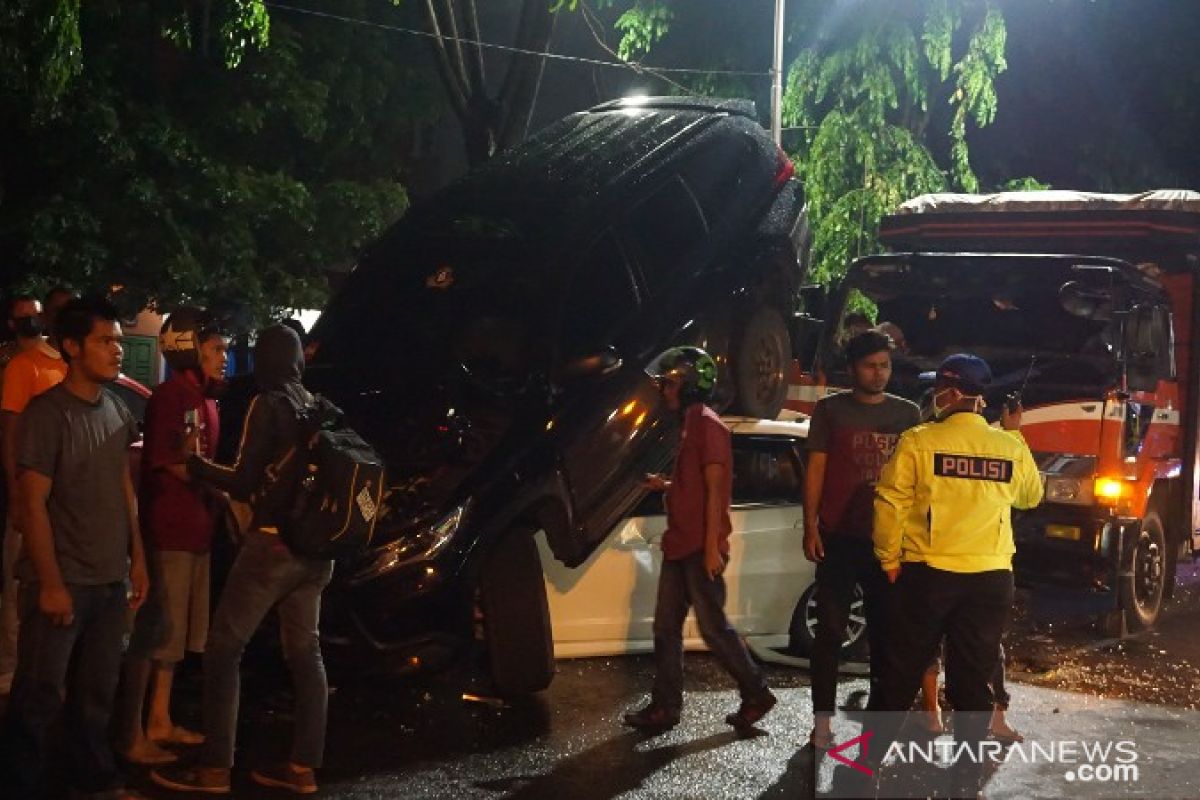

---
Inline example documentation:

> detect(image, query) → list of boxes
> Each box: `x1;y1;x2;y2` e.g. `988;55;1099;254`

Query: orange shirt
1;342;68;414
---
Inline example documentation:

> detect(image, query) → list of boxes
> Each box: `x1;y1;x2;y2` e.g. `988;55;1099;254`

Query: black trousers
871;563;1013;783
811;535;890;714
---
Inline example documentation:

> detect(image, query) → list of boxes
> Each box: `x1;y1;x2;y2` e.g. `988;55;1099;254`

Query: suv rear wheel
478;528;555;694
731;306;790;419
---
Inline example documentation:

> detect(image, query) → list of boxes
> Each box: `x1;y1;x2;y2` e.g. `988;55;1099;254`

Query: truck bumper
1012;506;1136;615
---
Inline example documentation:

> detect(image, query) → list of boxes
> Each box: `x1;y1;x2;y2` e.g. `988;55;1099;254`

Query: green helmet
650;345;718;405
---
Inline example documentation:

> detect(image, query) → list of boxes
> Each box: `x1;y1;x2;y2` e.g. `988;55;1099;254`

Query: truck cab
790;190;1200;632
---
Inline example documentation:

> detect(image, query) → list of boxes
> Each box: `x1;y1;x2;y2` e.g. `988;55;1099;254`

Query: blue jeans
651;552;768;713
200;531;333;769
1;581;128;799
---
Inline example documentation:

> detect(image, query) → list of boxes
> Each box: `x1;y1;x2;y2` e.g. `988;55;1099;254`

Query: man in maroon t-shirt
624;347;776;732
117;308;228;765
804;329;919;749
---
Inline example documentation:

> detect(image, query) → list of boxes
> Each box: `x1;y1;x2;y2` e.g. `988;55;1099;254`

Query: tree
782;0;1011;285
419;0;557;166
1;1;435;321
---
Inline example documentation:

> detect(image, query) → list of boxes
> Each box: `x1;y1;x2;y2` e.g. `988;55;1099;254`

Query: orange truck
789;190;1200;633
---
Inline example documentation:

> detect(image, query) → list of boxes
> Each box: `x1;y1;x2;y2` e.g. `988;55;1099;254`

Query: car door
720;434;810;639
551;231;676;556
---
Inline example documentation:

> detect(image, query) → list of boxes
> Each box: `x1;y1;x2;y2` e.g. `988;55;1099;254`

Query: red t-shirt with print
140;372;220;552
662;404;733;561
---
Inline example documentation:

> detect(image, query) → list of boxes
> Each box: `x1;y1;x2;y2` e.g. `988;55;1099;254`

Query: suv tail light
773;145;795;188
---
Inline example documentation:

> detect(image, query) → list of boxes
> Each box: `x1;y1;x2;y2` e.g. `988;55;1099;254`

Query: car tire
731;306;790;419
787;582;868;657
479;528;555;695
1119;510;1167;631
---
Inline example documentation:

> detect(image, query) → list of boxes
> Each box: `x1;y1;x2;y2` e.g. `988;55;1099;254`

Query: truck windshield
839;257;1122;406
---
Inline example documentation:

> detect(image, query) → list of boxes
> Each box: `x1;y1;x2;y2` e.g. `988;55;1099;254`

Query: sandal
990;725;1024;745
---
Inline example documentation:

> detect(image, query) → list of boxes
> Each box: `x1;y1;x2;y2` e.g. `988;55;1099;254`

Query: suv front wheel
478;528;555;694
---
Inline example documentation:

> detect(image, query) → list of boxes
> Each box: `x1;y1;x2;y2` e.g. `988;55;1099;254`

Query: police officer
870;354;1043;793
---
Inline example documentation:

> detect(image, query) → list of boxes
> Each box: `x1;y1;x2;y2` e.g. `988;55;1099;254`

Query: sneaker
149;765;231;795
250;763;318;795
622;703;680;731
725;688;778;730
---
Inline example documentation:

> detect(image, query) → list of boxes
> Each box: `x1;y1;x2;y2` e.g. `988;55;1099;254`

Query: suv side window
624;177;708;296
732;436;804;507
679;139;755;227
561;231;640;353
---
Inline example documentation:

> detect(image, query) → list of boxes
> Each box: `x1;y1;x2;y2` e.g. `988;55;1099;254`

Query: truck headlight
352;503;468;583
1044;476;1092;505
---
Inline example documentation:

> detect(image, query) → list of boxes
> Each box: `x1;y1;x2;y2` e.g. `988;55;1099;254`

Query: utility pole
771;0;786;145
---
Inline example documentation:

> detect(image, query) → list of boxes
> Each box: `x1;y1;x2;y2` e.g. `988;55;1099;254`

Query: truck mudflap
1012;508;1136;616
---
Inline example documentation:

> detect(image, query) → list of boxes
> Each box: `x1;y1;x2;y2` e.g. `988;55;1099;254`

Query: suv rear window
624;177;708;296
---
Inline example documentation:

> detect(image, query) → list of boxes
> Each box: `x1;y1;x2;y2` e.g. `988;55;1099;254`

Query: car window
624;177;707;296
732;436;803;507
561;232;640;353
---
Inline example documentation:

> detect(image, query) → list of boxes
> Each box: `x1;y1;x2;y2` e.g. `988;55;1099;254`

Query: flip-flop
990;727;1025;745
809;729;835;750
151;726;206;745
119;743;179;766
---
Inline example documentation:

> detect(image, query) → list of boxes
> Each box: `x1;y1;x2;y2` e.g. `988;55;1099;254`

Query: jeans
651;552;768;713
1;581;129;799
201;531;333;769
810;535;890;714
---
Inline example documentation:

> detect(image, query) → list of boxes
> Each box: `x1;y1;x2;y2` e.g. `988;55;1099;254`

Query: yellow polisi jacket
873;412;1044;574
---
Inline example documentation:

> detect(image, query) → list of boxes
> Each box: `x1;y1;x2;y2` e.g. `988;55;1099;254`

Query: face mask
13;316;43;338
931;387;983;420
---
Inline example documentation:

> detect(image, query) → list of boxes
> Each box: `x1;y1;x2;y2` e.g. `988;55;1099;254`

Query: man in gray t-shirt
0;297;148;799
803;329;920;750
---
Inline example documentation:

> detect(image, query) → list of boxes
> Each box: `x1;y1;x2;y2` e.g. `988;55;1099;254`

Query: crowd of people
0;289;1043;799
0;293;329;799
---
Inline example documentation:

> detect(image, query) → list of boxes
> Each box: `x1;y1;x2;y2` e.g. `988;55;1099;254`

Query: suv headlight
352;503;468;583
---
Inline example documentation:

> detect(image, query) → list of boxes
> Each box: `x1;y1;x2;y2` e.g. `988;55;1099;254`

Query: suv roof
588;96;757;118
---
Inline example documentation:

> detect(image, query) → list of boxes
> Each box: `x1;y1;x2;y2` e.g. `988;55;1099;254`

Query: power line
262;2;771;79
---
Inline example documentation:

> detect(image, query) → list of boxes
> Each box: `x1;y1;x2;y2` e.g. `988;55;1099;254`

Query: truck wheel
787;582;867;656
731;306;790;419
478;528;555;694
1120;510;1167;631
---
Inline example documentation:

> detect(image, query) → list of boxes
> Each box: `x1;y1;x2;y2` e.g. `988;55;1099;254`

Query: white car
538;413;867;662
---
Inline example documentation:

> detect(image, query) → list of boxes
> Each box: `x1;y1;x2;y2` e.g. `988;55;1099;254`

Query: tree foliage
783;0;1010;285
1;1;433;321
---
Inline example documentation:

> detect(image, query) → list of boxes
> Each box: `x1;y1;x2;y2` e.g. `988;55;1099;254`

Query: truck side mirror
1124;305;1172;392
798;284;828;322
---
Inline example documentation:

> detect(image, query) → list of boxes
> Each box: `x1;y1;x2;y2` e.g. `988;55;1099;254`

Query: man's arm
188;394;277;499
874;433;917;580
122;466;148;610
702;462;726;580
20;469;73;624
803;451;827;562
1013;446;1044;510
3;411;20;523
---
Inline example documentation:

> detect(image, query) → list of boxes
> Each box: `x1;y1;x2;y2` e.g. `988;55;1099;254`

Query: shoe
725;689;777;730
622;704;680;731
251;763;318;795
150;765;231;795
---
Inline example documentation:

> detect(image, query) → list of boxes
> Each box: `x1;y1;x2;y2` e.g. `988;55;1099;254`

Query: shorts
129;550;210;664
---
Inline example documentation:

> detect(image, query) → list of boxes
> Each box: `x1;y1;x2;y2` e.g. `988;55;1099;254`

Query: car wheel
1119;510;1167;631
479;528;555;694
731;306;790;419
787;582;868;656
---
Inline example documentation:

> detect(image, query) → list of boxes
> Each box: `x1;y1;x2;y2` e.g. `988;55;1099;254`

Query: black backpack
262;393;386;560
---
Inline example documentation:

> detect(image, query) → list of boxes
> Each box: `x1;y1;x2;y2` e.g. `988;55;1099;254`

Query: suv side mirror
798;284;828;322
562;348;623;380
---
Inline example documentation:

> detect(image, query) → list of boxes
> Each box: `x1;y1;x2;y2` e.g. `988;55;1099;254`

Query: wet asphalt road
107;562;1200;799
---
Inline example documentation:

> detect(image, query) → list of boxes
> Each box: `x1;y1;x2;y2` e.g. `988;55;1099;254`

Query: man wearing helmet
624;346;777;733
117;307;228;765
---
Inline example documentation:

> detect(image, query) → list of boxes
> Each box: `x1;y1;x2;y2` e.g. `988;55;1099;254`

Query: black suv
307;96;809;693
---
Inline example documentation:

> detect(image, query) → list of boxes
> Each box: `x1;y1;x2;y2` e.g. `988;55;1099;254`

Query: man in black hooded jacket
152;325;333;796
